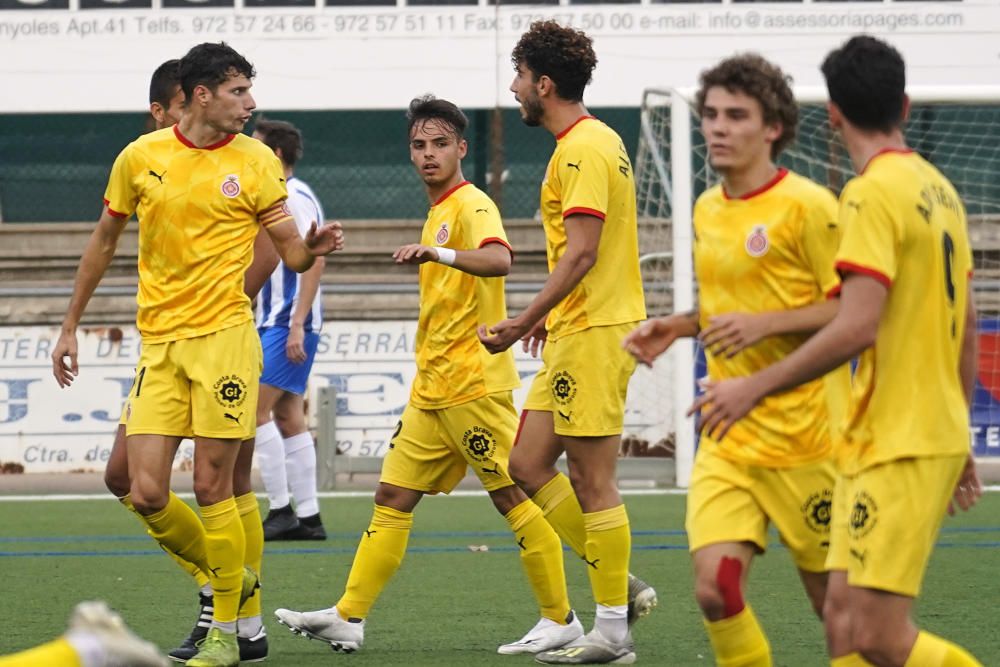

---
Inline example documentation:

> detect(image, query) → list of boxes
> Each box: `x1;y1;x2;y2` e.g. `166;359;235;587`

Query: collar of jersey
433;180;471;207
722;167;789;202
556;115;596;141
173;124;237;151
861;147;914;175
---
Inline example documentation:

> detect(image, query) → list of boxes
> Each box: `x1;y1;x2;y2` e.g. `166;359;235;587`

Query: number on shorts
134;366;146;397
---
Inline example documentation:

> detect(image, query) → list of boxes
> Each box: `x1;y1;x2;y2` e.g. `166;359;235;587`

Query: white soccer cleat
274;606;364;653
498;610;584;655
534;628;636;665
66;600;169;667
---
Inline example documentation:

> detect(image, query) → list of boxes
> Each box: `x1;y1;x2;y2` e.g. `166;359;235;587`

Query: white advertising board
0;323;668;472
0;1;996;112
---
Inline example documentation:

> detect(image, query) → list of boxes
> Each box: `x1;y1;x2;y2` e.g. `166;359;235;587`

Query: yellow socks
337;504;413;620
236;492;264;620
120;493;210;588
904;631;982;667
142;492;212;584
200;497;246;629
831;654;874;666
531;473;587;559
583;505;630;607
0;638;80;667
505;498;571;623
704;606;772;667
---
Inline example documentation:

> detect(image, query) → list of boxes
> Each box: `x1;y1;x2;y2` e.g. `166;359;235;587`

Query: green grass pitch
0;492;996;665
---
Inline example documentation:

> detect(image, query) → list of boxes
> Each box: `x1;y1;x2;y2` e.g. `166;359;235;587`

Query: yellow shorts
844;454;966;597
686;448;835;573
124;321;262;441
825;472;851;572
380;391;518;494
523;322;639;437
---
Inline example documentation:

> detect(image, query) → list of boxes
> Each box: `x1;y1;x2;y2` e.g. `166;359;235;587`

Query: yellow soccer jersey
539;116;646;339
410;181;520;409
835;149;972;474
104;126;288;343
695;168;850;467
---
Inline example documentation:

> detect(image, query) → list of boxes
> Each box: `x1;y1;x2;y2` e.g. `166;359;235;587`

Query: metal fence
0;107;641;223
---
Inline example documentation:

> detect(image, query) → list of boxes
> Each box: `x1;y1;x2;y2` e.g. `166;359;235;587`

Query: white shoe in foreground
534;628;636;665
66;600;169;667
274;607;364;653
627;573;658;626
498;610;584;655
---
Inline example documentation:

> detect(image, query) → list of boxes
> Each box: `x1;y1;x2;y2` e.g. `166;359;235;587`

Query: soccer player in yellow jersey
275;95;581;657
692;37;982;667
624;54;850;667
97;58;279;665
51;43;343;667
479;21;650;664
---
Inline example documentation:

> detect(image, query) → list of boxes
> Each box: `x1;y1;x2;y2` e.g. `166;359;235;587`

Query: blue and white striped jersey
256;176;325;332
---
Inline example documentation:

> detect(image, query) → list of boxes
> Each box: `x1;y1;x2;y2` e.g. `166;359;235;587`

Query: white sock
211;620;237;634
255;420;290;509
238;614;264;638
594;604;628;644
284;431;319;517
199;583;213;597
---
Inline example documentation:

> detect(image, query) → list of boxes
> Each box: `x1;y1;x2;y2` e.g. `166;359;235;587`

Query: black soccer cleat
262;504;300;541
167;593;213;662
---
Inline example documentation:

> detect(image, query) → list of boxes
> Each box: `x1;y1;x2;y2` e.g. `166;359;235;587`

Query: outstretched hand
305;220;345;255
699;312;768;358
622;318;680;367
687;376;762;441
393;244;439;265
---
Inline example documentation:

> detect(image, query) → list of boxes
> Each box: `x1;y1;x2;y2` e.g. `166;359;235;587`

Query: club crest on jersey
221;174;241;198
745;225;769;257
435;223;450;245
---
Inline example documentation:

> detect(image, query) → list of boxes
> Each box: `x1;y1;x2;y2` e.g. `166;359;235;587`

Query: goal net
633;87;1000;487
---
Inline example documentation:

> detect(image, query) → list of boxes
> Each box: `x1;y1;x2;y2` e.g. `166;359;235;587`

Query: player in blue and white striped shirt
252;119;328;541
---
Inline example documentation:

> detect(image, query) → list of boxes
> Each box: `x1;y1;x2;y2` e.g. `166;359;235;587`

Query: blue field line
2;540;999;559
4;525;999;546
0;528;689;544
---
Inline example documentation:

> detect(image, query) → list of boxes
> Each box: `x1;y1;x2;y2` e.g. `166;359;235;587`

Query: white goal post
635;86;1000;488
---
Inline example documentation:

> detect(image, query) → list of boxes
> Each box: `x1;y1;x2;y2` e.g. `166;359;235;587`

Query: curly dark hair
406;94;468;139
178;42;255;102
511;20;597;103
822;35;906;133
254;118;304;166
695;53;798;159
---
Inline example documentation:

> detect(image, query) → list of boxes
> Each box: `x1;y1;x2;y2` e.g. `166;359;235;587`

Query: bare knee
694;577;729;621
129;480;169;515
508;450;555;495
374;483;422;513
104;465;131;498
489;484;527;516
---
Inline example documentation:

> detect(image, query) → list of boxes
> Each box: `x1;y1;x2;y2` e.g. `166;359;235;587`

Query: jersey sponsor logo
849;490;878;538
462;425;496;462
801;489;833;534
435;223;450;245
566;160;582;172
224;411;243;425
745;225;769;257
213;374;248;409
221;174;241;198
551;370;577;406
148;169;165;184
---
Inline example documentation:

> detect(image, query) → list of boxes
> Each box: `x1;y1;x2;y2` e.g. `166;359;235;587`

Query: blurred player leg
275;392;325;539
255;385;298;540
234;438;268;661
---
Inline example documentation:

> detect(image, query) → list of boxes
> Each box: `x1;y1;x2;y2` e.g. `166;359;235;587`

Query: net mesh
633;88;1000;461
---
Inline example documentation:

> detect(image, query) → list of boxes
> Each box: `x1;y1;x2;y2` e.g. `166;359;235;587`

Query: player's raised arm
623;310;700;367
262;204;344;273
393;239;511;277
52;206;129;388
478;212;600;354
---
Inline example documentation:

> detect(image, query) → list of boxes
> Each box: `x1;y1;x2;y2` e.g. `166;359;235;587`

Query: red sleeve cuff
826;285;842;299
103;199;128;219
835;261;892;289
564;207;606;221
480;237;514;262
